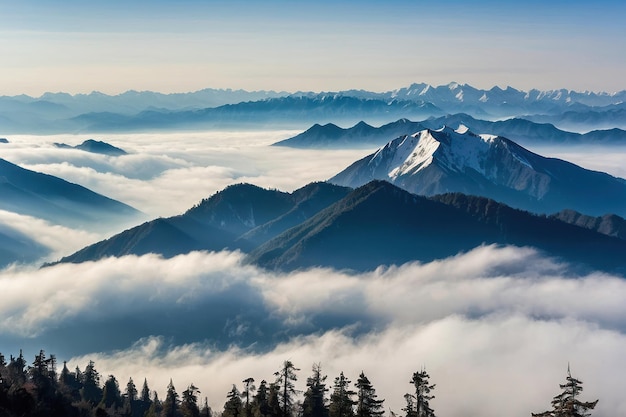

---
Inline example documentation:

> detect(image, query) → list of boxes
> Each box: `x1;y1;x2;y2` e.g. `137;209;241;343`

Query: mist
0;247;623;416
1;130;625;417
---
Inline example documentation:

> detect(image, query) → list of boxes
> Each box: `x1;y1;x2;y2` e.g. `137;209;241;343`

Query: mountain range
2;82;625;133
274;115;626;149
52;180;626;275
0;158;142;230
329;127;626;218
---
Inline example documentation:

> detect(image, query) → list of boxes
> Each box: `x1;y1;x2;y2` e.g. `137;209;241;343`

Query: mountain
0;158;142;230
549;209;626;240
53;182;352;264
525;106;626;131
54;180;626;275
65;96;443;132
5;82;623;134
248;181;626;273
0;223;49;268
54;139;127;156
273;119;425;148
274;115;626;149
329;127;626;217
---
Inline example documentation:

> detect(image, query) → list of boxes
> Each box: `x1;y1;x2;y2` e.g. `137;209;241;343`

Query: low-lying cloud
4;131;373;218
0;246;624;416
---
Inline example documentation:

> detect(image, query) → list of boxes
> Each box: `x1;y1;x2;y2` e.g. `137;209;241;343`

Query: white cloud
3;131;372;219
0;246;624;416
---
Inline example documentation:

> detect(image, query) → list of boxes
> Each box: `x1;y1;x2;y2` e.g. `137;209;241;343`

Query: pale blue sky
1;0;625;96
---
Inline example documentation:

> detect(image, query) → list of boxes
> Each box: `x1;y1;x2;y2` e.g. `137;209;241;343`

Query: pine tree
532;366;598;417
329;372;355;417
275;360;300;417
302;363;329;417
243;377;256;417
409;370;435;417
181;384;201;417
402;394;416;417
80;360;102;404
200;397;212;417
163;379;181;417
252;379;270;417
354;372;384;417
100;374;123;410
224;384;243;417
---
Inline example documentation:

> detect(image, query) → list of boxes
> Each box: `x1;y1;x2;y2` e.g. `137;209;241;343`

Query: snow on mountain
329;127;626;217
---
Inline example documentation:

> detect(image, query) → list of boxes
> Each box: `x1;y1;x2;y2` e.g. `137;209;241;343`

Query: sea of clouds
1;130;625;417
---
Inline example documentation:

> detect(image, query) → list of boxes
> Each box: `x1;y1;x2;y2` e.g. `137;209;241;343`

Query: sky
1;0;625;96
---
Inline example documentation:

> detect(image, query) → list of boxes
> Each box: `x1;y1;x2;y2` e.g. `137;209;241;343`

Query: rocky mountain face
329;127;626;217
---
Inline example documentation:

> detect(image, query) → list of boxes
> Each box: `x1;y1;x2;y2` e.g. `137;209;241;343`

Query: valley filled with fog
1;130;625;416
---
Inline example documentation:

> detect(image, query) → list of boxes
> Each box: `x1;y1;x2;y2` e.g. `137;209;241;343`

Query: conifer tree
145;391;162;417
252;379;271;417
329;372;355;417
224;384;244;417
402;394;416;417
163;379;181;417
243;377;256;417
200;397;212;417
181;384;201;417
80;360;102;404
354;372;384;417
532;366;598;417
268;382;282;417
274;360;300;417
100;374;123;410
409;370;435;417
141;378;151;403
302;363;329;417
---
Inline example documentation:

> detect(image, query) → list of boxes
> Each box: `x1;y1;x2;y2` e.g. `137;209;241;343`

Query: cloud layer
0;246;624;417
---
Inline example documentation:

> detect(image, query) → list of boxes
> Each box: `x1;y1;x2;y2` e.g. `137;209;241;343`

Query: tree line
0;349;596;417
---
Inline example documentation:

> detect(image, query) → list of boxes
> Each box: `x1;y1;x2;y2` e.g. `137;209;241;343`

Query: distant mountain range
52;180;626;275
54;139;127;156
329;127;626;217
274;115;626;149
0;158;142;230
1;82;625;133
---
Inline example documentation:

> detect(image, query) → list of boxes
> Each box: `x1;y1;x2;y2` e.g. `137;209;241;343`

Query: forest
0;350;595;417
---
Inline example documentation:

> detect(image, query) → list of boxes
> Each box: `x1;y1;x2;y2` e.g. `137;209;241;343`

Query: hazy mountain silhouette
54;139;127;156
275;115;626;148
0;158;141;230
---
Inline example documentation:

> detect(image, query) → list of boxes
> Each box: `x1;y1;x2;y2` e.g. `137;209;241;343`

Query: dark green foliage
181;384;201;417
532;367;598;417
251;380;274;417
302;364;329;417
100;375;123;410
329;372;355;417
223;384;243;417
80;360;102;404
355;372;384;417
162;379;181;417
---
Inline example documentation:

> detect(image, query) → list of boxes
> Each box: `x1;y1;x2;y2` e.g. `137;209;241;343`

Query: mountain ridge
51;180;626;275
329;127;626;217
